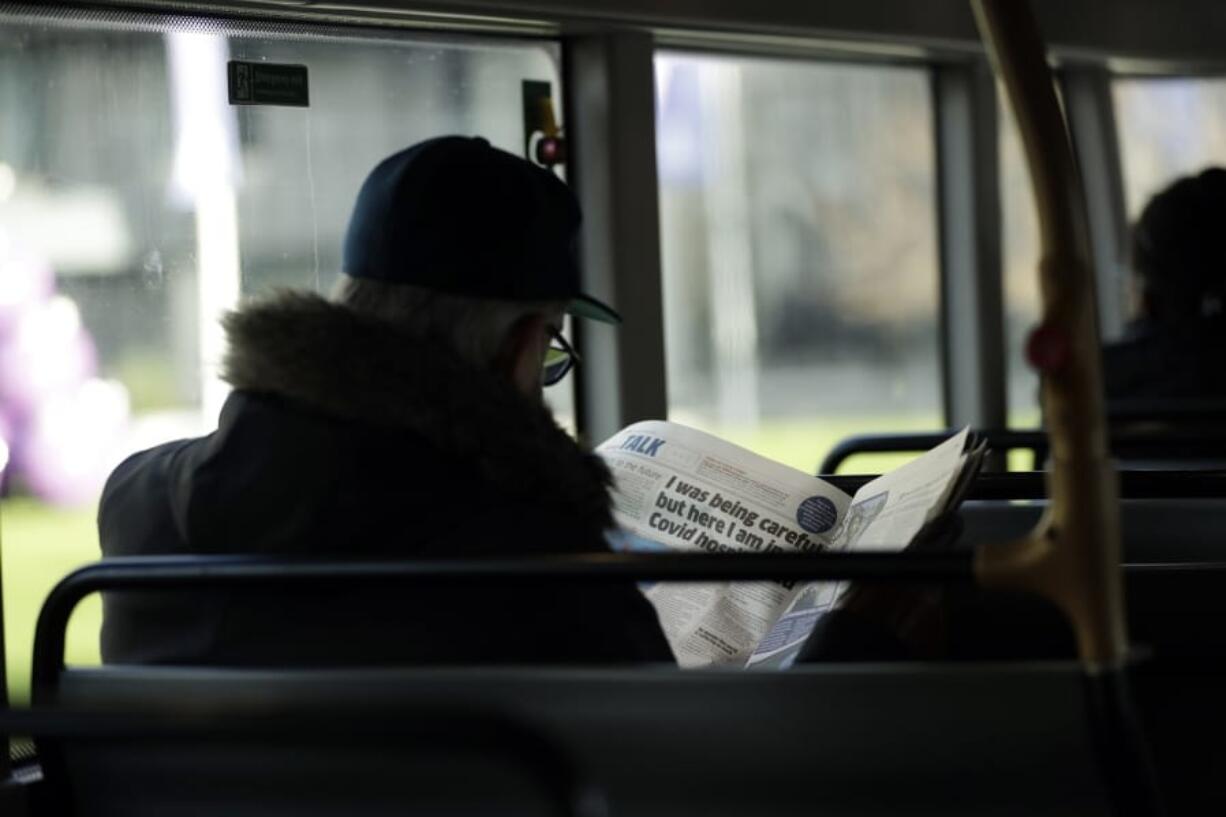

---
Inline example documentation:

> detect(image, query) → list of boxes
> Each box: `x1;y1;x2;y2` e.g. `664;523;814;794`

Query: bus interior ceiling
0;0;1225;815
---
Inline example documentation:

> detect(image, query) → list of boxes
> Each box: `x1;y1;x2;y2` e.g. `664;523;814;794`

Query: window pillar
934;60;1008;436
564;32;668;444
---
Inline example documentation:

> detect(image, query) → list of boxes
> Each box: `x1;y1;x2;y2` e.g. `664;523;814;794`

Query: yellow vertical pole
969;0;1128;669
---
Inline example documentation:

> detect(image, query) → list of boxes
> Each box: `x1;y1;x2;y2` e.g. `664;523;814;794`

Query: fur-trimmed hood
219;291;614;529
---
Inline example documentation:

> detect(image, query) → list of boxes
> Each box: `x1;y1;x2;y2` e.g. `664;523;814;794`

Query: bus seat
955;498;1226;660
951;498;1226;815
29;498;1226;817
958;497;1226;562
819;427;1226;474
46;663;1113;817
825;470;1226;501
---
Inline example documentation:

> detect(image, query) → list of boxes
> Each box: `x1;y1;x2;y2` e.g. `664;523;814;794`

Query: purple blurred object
0;231;131;506
22;378;129;506
0;231;55;332
0;296;98;417
0;410;12;478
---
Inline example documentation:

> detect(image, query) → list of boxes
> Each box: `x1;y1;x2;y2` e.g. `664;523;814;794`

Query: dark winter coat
98;292;673;666
1102;315;1226;404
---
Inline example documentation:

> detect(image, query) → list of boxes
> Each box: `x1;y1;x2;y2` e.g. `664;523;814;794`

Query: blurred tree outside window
1114;77;1226;222
655;53;942;475
1000;98;1042;433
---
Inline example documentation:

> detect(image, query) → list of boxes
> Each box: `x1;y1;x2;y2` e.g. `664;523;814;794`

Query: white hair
330;274;564;368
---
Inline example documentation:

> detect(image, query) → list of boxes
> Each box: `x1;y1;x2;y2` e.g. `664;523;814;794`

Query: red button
535;136;565;166
1027;323;1070;373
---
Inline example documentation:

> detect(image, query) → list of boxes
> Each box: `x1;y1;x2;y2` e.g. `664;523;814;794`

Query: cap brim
567;294;622;324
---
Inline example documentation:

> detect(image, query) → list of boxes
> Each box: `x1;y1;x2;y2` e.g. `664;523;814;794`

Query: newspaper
598;421;976;669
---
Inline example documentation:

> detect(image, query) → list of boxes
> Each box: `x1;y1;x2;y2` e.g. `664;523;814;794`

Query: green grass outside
704;414;946;475
0;412;1030;705
1;498;101;705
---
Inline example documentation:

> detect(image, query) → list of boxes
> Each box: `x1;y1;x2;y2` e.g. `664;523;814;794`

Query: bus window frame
6;3;1226;448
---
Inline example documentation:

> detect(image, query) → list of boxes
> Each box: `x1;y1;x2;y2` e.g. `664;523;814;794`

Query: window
1113;77;1226;334
1001;76;1226;448
655;53;942;474
0;8;564;701
1000;100;1042;430
1114;77;1226;220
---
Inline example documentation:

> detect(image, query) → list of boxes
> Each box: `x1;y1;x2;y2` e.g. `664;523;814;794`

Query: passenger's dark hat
342;135;619;323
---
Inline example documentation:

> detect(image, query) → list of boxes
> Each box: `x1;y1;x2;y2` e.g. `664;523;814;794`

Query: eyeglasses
543;324;580;387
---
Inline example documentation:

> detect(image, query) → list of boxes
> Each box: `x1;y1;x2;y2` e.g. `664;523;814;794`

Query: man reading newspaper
599;422;981;669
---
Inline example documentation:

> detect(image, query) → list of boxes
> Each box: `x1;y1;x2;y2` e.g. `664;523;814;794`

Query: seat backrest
958;498;1226;660
959;497;1226;562
48;663;1112;817
819;428;1226;474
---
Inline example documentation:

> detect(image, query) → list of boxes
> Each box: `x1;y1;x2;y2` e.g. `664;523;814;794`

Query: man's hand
827;513;962;659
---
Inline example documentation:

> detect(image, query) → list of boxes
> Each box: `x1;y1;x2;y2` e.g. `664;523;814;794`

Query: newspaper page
598;421;852;668
838;427;971;551
743;428;971;669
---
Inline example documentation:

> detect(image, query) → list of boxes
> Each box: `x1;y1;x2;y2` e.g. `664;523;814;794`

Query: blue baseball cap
342;135;620;324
